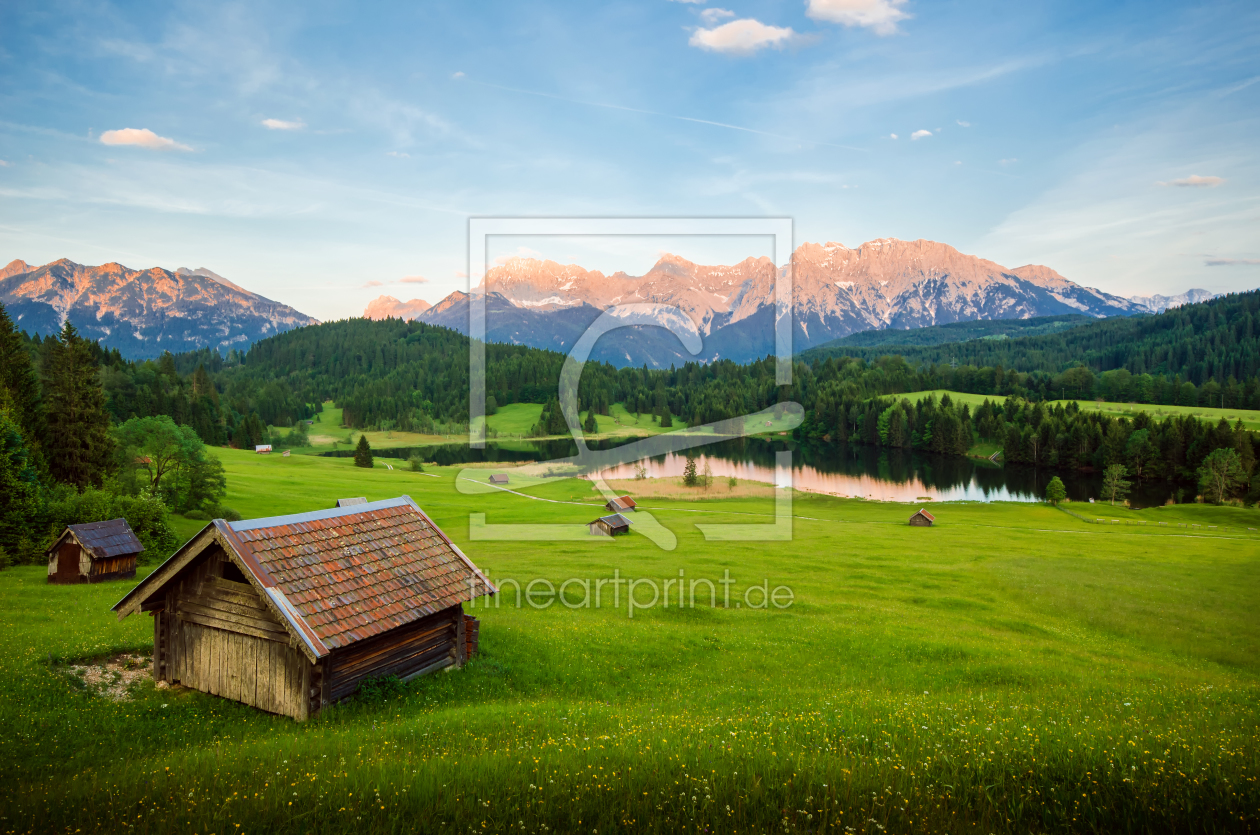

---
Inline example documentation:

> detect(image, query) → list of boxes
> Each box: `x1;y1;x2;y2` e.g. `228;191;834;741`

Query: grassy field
304;404;460;450
486;402;691;440
1047;399;1260;431
902;389;1260;430
2;448;1258;833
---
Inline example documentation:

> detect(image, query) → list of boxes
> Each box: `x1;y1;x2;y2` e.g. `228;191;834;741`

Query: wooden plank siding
325;605;463;702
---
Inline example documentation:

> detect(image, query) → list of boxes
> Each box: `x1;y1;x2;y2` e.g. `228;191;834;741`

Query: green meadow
904;389;1260;431
2;448;1259;833
486;401;690;439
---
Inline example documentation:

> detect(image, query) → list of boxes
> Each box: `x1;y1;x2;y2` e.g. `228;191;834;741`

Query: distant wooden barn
47;519;142;585
588;513;632;536
112;497;495;720
488;474;509;485
605;495;637;513
909;508;935;527
335;497;366;508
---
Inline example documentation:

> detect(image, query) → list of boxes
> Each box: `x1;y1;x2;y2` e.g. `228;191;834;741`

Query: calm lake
325;436;1187;507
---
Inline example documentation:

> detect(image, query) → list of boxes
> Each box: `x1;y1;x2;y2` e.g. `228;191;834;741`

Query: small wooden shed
47;518;142;584
909;508;935;527
605;495;637;513
588;513;632;536
111;496;495;720
488;474;509;485
335;497;366;508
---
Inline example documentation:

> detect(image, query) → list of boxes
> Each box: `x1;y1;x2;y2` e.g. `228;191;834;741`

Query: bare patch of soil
66;653;152;701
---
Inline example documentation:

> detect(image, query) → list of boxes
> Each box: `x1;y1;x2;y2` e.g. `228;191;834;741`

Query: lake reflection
597;441;1040;503
327;435;1180;506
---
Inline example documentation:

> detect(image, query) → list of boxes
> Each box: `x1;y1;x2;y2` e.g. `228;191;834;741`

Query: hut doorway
57;543;79;583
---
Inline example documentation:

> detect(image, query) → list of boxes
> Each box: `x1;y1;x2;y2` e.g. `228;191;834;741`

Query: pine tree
583;410;598;434
660;404;673;428
354;434;374;468
43;322;113;489
683;454;698;487
0;303;44;445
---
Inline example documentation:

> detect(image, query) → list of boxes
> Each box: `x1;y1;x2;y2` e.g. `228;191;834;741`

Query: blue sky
1;0;1257;321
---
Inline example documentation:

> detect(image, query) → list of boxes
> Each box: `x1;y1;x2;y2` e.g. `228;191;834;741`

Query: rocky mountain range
1128;289;1218;314
417;238;1192;367
364;295;431;321
0;259;317;359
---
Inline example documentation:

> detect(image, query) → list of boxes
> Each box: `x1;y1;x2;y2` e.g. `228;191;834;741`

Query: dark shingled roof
217;497;493;654
63;518;143;559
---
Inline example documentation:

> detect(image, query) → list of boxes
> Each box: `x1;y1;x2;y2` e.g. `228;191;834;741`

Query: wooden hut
47;519;142;584
111;496;495;720
488;473;509;485
604;495;637;513
909;508;935;527
588;513;632;536
335;497;366;508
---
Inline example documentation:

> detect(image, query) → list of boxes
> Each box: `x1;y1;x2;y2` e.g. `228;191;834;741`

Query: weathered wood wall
154;544;313;720
325;604;463;702
89;555;137;582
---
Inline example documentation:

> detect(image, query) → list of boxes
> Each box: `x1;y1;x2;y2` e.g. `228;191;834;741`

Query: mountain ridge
418;237;1159;365
0;258;318;359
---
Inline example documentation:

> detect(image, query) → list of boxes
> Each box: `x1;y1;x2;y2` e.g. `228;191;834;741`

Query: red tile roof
913;508;935;522
217;497;494;654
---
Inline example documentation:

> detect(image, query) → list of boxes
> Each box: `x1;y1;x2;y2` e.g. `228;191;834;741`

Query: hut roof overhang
112;496;495;662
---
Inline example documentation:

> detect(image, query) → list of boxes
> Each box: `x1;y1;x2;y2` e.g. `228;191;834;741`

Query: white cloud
261;118;304;131
1206;258;1260;266
689;19;796;54
452;71;465;79
400;275;428;284
669;0;705;3
999;158;1018;166
701;8;737;24
910;129;931;140
0;160;9;167
957;120;971;127
386;151;410;158
99;128;191;151
363;280;385;287
1157;175;1225;187
805;0;910;35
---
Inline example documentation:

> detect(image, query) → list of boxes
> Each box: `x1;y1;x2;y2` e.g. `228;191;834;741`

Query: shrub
408;454;425;473
182;510;211;521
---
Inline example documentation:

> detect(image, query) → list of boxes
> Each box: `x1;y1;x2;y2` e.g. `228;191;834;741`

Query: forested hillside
803;290;1260;401
826;314;1094;348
